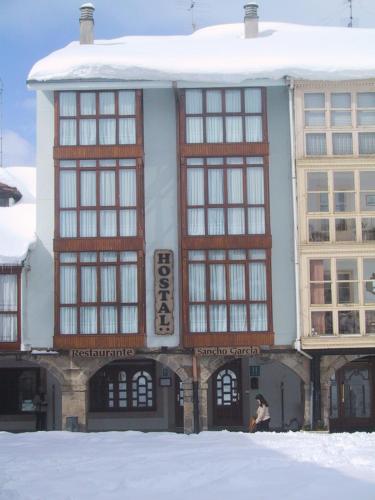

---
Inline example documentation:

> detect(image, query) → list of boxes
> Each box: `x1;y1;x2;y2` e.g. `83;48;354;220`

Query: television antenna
188;1;197;32
348;0;353;27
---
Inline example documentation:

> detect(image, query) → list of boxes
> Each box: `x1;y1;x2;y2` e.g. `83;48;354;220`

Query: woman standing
255;394;271;431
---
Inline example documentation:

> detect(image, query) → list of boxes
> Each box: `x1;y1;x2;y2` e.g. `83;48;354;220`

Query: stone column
183;380;194;434
61;382;88;431
303;382;312;429
198;382;208;431
320;381;331;429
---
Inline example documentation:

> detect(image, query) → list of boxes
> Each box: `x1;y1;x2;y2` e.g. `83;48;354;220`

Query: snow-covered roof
28;22;375;84
0;167;36;266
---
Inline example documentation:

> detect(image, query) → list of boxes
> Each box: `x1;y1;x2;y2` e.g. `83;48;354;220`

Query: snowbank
0;431;374;500
28;22;375;84
0;167;36;265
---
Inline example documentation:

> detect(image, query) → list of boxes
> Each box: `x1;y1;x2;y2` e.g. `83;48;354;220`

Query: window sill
53;334;145;350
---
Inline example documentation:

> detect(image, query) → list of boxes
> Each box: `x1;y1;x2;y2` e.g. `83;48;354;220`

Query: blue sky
1;0;375;166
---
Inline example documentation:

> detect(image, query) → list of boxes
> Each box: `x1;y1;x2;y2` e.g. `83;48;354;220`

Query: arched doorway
329;356;375;432
207;357;305;431
88;358;184;432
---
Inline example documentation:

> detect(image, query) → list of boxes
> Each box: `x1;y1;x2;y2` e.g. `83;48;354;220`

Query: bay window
58;159;139;238
0;272;19;343
58;251;140;335
309;257;375;336
187;249;269;333
184;156;266;236
184;88;264;144
58;90;139;146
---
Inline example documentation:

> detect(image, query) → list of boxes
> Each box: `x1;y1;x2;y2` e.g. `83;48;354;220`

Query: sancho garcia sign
154;250;174;335
71;348;135;358
194;346;260;357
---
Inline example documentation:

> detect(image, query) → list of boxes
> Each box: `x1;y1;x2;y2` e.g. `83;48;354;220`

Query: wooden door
213;359;243;428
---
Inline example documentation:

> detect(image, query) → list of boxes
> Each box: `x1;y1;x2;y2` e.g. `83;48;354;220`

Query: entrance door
330;359;375;432
213;359;243;428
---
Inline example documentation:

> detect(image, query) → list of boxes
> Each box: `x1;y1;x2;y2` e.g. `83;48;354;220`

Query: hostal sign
154;250;174;335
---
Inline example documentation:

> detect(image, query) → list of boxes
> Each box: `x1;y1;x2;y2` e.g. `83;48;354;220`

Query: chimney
244;3;259;39
79;3;95;45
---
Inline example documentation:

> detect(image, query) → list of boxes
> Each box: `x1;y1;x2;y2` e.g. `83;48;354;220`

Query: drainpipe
192;354;200;433
287;78;313;429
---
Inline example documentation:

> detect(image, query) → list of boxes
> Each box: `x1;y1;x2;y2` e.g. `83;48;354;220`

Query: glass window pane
120;209;137;236
337;282;358;304
306;133;326;155
244;88;261;113
311;311;333;335
225;117;243;142
206;117;223;143
335;218;356;241
60;171;76;208
60;120;76;145
185;90;202;114
362;218;375;241
210;264;226;300
360;171;375;190
209;305;227;332
121;306;138;333
80;211;97;237
81;267;97;302
308;172;328;191
229;264;245;299
247;167;264;204
81;171;96;206
100;171;116;206
99;119;116;145
121;265;137;302
208;169;224;204
80;93;96;115
227;169;243;204
308;193;329;212
188;209;205;235
119;118;136;144
331;93;351;108
208;250;225;260
357;92;375;108
187;168;205;205
80;252;96;263
245;116;262;142
357;111;375;126
119;91;135;115
188;250;205;261
304;93;325;109
207;208;225;235
249;262;267;300
230;304;247;332
331;111;351;127
338;311;360;334
250;304;267;331
308;219;329;242
332;133;353;155
60;212;77;238
337;259;357;279
59;92;76;116
100;210;117;236
0;275;17;311
0;314;17;342
365;311;375;333
228;208;245;234
248;207;265;234
305;111;325;127
189;264;206;301
189;305;207;332
60;307;77;335
206;90;222;113
334;172;354;191
310;283;332;304
101;266;116;302
80;307;97;334
225;90;241;112
310;259;331;281
60;266;76;304
186;117;203;143
100;306;117;334
334;193;354;212
99;92;115;114
359;133;375;154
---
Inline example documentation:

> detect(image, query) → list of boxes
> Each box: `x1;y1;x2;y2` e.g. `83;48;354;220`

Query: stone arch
320;354;370;387
199;356;233;384
81;353;192;385
23;355;68;386
268;353;310;385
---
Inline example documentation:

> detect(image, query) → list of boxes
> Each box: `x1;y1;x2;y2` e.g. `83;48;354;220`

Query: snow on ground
0;431;374;500
0;167;36;265
28;22;375;84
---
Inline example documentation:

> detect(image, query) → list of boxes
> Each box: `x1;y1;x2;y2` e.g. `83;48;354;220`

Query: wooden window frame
0;267;22;351
181;156;270;239
54;251;145;349
89;360;156;412
182;249;273;347
55;158;144;240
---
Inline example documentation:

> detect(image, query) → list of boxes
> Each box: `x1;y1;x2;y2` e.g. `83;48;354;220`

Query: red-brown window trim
54;250;146;348
0;266;22;351
54;90;143;148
